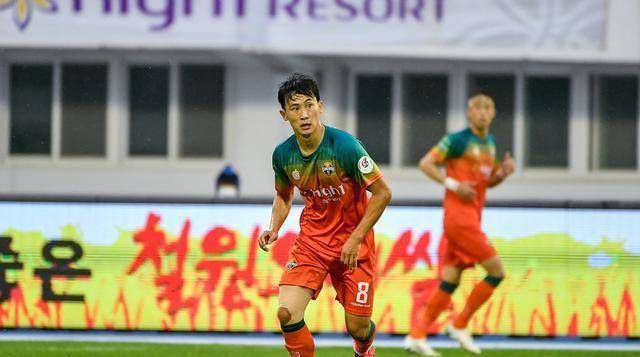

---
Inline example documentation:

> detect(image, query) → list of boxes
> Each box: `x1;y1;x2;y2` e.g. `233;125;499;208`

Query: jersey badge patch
358;156;374;174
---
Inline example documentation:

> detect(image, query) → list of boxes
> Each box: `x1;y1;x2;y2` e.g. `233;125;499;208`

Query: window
356;75;392;165
129;65;169;157
590;75;638;170
524;76;570;168
401;74;448;166
61;64;108;157
10;64;53;155
5;60;227;162
467;74;515;158
179;65;224;158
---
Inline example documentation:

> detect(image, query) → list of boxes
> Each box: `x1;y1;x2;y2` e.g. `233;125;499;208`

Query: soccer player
259;73;392;357
404;93;515;356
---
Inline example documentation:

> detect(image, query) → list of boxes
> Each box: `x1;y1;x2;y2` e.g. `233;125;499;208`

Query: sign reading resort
0;0;605;53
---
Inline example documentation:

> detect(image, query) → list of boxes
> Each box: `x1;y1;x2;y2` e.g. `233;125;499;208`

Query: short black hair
277;73;321;109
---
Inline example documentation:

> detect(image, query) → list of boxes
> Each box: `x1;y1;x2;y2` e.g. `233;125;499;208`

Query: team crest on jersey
358;156;374;174
292;170;300;180
321;162;335;176
286;261;298;270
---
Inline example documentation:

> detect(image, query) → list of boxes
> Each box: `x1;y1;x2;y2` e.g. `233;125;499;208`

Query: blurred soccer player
259;73;392;357
404;94;515;356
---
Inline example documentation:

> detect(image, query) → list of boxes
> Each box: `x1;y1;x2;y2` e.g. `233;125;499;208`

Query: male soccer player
259;73;392;357
404;94;515;356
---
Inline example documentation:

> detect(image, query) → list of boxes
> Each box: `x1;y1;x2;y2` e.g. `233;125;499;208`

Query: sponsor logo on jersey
321;161;335;176
358;156;374;174
299;184;346;199
285;261;297;270
292;169;300;180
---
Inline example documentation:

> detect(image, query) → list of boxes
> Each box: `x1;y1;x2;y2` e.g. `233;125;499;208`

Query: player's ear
318;100;324;114
279;109;288;121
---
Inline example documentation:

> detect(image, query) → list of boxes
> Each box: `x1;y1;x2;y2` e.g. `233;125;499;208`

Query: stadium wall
0;1;639;202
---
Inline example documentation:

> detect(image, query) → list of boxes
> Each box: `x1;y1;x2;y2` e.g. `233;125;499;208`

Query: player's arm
488;152;515;188
341;178;392;270
259;189;293;252
260;149;294;252
418;150;476;201
418;151;447;185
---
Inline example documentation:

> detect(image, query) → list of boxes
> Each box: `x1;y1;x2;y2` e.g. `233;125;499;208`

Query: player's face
467;96;495;132
280;93;324;137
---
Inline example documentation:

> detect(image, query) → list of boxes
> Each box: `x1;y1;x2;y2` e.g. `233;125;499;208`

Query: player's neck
470;125;489;138
296;124;325;156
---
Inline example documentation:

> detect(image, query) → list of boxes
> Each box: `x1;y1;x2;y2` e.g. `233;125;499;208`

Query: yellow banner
0;203;638;337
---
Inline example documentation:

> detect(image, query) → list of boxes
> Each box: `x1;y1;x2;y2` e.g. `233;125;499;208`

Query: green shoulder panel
329;127;381;187
436;128;471;159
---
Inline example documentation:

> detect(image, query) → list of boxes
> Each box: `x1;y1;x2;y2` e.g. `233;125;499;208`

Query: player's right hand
456;181;476;201
258;230;278;252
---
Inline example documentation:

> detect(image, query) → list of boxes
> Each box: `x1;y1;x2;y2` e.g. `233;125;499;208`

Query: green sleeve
272;149;292;194
340;138;383;187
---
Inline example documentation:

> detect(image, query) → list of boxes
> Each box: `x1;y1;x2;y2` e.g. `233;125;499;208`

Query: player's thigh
279;285;314;324
446;221;496;262
331;260;375;317
279;243;330;300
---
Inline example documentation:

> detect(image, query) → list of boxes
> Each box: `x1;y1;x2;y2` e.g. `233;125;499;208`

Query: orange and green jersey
427;128;498;222
272;125;383;259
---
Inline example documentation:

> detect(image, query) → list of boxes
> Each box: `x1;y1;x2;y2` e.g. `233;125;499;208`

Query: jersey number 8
356;282;370;304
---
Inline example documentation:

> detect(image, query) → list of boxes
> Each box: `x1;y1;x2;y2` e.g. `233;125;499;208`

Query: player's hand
500;152;515;177
341;237;361;270
456;181;476;201
258;230;278;252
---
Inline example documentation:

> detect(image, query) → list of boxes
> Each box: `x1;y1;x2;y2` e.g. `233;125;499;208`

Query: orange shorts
439;219;497;269
279;241;375;317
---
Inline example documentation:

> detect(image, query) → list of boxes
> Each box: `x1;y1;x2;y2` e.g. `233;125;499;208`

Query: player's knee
347;324;368;341
346;319;371;341
484;274;504;287
277;306;292;325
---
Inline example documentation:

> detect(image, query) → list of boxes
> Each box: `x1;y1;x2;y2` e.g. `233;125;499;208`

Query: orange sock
410;281;457;338
282;319;315;356
354;321;375;355
453;279;497;329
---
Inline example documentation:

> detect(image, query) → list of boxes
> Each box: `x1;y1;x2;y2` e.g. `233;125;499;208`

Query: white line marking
0;332;638;351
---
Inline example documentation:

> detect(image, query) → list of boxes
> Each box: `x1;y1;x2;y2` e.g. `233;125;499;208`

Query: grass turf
0;342;637;357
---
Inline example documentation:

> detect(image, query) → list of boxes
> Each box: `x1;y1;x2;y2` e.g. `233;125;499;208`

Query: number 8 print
356;282;369;304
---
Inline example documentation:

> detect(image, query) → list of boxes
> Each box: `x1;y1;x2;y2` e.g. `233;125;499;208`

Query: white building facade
0;0;639;202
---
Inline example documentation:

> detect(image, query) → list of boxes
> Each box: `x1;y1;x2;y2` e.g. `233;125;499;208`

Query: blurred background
0;0;638;202
0;0;639;351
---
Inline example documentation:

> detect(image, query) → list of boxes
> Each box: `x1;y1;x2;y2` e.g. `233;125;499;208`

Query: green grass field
0;342;636;357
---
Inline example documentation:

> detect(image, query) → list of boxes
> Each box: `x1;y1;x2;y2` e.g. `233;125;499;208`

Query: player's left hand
501;152;515;177
341;237;361;270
